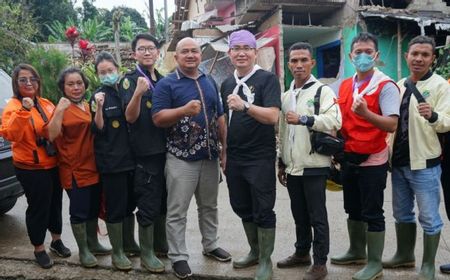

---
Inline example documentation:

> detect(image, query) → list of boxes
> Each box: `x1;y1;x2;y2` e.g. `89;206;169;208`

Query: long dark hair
11;64;41;99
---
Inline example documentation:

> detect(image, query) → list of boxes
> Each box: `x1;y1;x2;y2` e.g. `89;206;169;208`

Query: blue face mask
100;73;120;86
352;53;376;73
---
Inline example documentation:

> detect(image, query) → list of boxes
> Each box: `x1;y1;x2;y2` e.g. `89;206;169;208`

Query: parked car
0;68;23;215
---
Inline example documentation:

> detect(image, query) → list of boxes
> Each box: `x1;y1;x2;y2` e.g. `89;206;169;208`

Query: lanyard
136;64;155;90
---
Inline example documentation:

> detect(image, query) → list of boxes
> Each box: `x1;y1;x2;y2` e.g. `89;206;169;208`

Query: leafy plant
120;16;147;42
434;45;450;80
26;47;69;104
79;17;113;42
46;18;77;43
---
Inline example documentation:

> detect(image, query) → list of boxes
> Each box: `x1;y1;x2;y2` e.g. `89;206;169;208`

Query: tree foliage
0;1;37;73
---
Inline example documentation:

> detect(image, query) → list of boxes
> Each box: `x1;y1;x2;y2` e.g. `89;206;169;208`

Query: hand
220;148;227;172
227;94;245;111
182;100;202;116
22;97;34;110
417;103;433;120
351;97;369;117
135;77;149;97
277;167;287;187
286;111;300;125
56;97;71;112
94;92;105;107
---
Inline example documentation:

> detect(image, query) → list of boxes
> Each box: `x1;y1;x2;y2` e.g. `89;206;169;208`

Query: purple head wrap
229;30;256;49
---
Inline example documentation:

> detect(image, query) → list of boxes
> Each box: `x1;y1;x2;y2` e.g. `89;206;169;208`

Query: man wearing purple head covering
220;29;281;280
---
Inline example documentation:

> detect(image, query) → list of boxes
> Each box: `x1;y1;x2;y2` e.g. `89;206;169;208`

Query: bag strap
313;85;326;115
34;99;49;123
405;78;426;103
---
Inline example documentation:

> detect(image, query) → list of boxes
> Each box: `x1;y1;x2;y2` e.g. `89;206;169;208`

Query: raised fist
183;100;202;116
22;97;34;110
56;97;71;112
94;92;105;107
135;77;149;96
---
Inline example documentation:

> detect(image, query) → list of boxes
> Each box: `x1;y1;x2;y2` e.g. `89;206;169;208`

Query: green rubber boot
331;219;367;265
153;215;168;257
123;215;140;256
86;219;112;255
255;227;275;280
418;232;440;280
382;223;416;268
233;222;259;269
71;223;97;268
139;224;165;273
352;231;384;280
106;222;132;271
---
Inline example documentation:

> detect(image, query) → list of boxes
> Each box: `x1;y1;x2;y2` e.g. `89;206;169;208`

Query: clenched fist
417;103;433;120
227;94;245;111
94;92;105;108
56;97;71;112
286;111;300;125
135;77;149;97
182;100;202;116
351;97;369;117
22;97;34;110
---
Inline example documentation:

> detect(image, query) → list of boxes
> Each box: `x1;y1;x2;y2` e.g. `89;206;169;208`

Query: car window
0;68;14;151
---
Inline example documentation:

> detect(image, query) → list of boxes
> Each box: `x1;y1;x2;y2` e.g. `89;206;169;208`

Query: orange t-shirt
53;102;99;189
1;97;57;170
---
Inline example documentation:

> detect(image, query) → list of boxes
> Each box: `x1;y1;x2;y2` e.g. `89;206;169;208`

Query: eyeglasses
136;46;157;54
18;77;39;85
230;46;255;53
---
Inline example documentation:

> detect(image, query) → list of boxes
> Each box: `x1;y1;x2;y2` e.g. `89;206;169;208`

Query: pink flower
78;39;89;50
65;26;79;40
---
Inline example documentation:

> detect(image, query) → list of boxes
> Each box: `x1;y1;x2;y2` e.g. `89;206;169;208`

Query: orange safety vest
339;77;391;154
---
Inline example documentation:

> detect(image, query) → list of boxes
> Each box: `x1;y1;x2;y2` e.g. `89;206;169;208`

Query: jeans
392;165;443;235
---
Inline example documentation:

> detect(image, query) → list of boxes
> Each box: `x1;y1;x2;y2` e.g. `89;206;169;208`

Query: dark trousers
134;154;167;227
15;167;62;246
286;174;329;265
342;162;388;232
101;170;136;223
225;159;276;228
66;179;101;224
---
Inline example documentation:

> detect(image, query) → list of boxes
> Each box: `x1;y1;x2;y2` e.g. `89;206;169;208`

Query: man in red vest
331;32;400;280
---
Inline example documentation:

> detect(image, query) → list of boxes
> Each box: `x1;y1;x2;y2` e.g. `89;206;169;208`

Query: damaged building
170;0;450;91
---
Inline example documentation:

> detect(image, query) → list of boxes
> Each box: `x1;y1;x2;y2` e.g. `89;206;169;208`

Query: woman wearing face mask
1;64;71;268
89;52;138;271
47;67;111;268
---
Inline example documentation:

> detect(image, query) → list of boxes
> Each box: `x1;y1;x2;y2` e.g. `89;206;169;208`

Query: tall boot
382;223;416;268
419;232;440;280
331;219;367;265
153;215;168;257
233;222;259;268
123;215;140;256
106;222;132;271
255;227;275;280
352;231;384;280
139;224;165;273
86;219;112;255
71;223;97;268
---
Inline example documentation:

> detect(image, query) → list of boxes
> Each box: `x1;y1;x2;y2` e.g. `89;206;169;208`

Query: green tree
81;0;98;21
0;1;37;73
20;0;78;42
103;6;148;30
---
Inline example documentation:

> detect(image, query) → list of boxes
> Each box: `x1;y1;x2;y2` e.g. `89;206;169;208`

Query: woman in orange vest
47;67;111;268
1;64;71;268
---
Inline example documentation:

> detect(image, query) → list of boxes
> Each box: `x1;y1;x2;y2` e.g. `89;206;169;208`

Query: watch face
301;115;308;124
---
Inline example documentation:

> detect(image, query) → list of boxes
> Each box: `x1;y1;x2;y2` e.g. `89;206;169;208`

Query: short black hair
351;32;378;52
288;42;313;58
57;67;89;94
131;33;160;51
94;51;119;73
407;35;436;53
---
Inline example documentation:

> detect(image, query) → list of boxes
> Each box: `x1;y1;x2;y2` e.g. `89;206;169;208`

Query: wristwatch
243;101;250;113
298;115;308;125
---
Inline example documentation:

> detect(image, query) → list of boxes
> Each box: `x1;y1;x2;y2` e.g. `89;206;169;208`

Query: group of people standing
1;28;449;280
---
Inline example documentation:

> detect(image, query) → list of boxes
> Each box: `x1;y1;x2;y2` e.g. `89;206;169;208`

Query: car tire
0;197;17;215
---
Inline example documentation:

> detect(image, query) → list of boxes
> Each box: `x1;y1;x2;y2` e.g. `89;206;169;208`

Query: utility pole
149;0;156;35
164;0;169;42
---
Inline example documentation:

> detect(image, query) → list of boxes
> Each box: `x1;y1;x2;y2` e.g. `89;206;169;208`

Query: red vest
339;77;391;154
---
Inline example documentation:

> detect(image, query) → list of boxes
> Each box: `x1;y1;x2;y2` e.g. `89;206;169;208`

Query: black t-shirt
119;67;166;157
220;69;281;161
90;85;134;173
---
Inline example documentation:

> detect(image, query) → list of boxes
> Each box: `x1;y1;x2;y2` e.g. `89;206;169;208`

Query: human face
174;39;201;72
405;43;435;79
97;60;118;76
228;44;257;73
133;39;160;68
349;40;379;73
288;49;315;84
63;73;86;103
17;69;39;98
